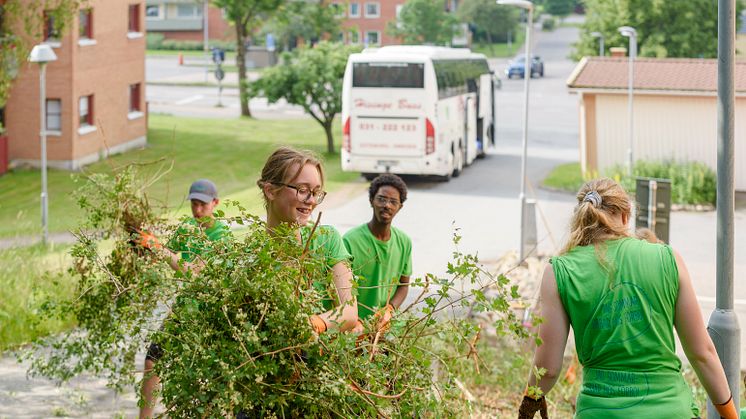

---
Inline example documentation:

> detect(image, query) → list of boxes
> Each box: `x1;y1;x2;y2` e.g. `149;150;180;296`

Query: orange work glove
137;230;162;250
309;315;327;334
714;394;738;419
373;304;394;333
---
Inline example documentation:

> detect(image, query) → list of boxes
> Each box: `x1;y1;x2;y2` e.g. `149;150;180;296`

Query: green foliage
145;32;165;50
0;0;82;108
26;168;534;416
457;0;519;45
213;0;286;117
386;0;458;45
606;160;717;206
545;0;574;18
249;42;360;153
0;244;76;351
542;162;585;192
542;17;557;31
146;33;238;52
260;1;343;52
575;0;745;59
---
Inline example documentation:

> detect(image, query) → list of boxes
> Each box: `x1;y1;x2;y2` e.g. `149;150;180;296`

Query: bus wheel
452;143;464;178
362;173;377;181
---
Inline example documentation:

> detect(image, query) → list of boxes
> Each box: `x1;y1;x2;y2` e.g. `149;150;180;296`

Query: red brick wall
337;0;406;46
159;6;234;43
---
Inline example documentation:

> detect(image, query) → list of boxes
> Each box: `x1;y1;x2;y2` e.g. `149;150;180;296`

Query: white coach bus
341;46;498;180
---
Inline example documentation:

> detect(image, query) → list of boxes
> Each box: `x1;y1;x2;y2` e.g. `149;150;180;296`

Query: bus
341;46;499;180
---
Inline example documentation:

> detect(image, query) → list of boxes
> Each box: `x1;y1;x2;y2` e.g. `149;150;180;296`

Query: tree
386;0;458;45
214;0;286;118
545;0;574;19
249;42;359;154
457;0;518;51
0;0;81;131
261;0;343;52
574;0;744;59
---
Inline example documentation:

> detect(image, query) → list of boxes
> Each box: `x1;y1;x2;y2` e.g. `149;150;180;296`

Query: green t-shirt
552;237;696;418
343;224;412;319
167;218;230;262
300;224;352;311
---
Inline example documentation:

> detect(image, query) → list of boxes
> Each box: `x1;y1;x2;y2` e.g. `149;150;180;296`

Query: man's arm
388;275;410;309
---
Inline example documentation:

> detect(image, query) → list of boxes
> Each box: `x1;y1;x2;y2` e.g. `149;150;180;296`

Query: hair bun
583;191;603;207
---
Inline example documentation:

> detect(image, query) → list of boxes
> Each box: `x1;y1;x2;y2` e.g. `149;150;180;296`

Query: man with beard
343;174;412;331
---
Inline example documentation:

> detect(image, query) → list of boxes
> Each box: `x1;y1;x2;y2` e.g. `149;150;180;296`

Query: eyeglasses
273;182;327;204
374;195;401;207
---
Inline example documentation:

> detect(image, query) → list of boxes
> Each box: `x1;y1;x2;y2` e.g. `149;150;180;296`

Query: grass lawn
147;49;237;61
0;114;359;239
542;162;584;193
472;30;526;58
0;243;77;350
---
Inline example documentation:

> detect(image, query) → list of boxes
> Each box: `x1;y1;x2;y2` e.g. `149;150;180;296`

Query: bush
607;160;717;205
542;17;557;31
146;32;165;50
160;39;203;51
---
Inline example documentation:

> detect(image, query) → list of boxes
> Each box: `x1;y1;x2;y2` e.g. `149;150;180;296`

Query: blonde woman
518;178;737;419
257;146;357;333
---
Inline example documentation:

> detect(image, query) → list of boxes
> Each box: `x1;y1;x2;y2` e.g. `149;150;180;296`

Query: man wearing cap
138;179;229;419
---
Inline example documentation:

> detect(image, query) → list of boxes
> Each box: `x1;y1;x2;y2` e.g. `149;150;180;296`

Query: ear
622;211;629;226
263;183;277;202
213;198;220;207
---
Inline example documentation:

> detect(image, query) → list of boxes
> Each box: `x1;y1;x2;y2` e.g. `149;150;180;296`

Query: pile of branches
27;166;535;417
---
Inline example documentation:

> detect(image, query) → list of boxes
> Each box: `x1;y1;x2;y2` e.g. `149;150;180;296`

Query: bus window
352;62;425;88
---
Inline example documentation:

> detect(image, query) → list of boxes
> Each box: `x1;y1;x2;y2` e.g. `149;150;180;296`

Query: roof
567;57;746;93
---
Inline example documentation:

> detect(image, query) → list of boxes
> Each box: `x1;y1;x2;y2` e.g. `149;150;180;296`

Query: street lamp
28;43;57;246
497;0;534;260
590;31;604;56
618;26;637;177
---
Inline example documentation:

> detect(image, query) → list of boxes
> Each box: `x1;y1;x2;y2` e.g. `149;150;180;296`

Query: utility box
635;177;672;243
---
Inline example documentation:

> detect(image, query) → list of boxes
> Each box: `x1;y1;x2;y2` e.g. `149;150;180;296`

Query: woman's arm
672;249;732;405
528;264;570;394
317;261;358;332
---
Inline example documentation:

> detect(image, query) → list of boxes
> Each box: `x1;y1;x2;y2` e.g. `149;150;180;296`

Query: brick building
330;0;406;46
145;1;234;42
3;0;147;170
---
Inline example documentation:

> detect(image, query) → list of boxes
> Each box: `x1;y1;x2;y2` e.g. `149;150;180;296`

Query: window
176;4;202;18
330;3;345;17
145;4;163;20
46;99;61;132
129;83;141;113
395;5;403;28
128;4;140;32
364;2;380;17
349;3;360;18
43;11;60;41
432;59;490;99
348;30;359;44
79;9;92;39
79;95;93;127
365;31;380;46
353;62;424;88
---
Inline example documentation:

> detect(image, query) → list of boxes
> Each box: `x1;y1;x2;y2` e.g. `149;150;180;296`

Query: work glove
309;314;327;334
373;304;394;333
714;394;738;419
518;394;549;419
137;230;162;250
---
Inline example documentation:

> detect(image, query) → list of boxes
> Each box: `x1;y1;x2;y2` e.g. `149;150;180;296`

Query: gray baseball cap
188;179;218;203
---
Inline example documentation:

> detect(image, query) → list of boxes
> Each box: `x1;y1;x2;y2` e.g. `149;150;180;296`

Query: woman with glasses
518;178;737;419
257;146;357;334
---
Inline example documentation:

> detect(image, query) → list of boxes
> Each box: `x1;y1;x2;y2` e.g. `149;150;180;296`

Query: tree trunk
235;23;252;118
323;119;335;154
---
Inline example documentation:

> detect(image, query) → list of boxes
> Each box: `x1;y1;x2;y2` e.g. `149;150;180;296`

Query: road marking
174;95;204;105
697;295;746;306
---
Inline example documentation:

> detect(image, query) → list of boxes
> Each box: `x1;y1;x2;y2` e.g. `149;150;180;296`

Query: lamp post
497;0;534;260
618;26;636;177
28;44;57;246
590;31;604;56
203;1;209;82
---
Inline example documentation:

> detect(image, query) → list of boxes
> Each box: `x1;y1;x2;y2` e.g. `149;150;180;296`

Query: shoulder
391;226;412;246
343;223;369;240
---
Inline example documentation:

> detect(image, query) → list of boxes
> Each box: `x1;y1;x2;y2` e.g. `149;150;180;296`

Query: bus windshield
352;62;425;88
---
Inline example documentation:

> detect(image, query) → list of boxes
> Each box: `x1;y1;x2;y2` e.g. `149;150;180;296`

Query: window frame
145;4;163;20
45;99;62;133
128;4;141;33
129;83;141;113
364;2;380;18
79;95;94;128
348;3;360;18
348;30;360;44
365;30;381;46
78;9;93;40
175;4;202;19
43;11;60;42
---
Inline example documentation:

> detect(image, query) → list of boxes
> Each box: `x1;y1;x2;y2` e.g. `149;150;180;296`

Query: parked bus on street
341;46;499;181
